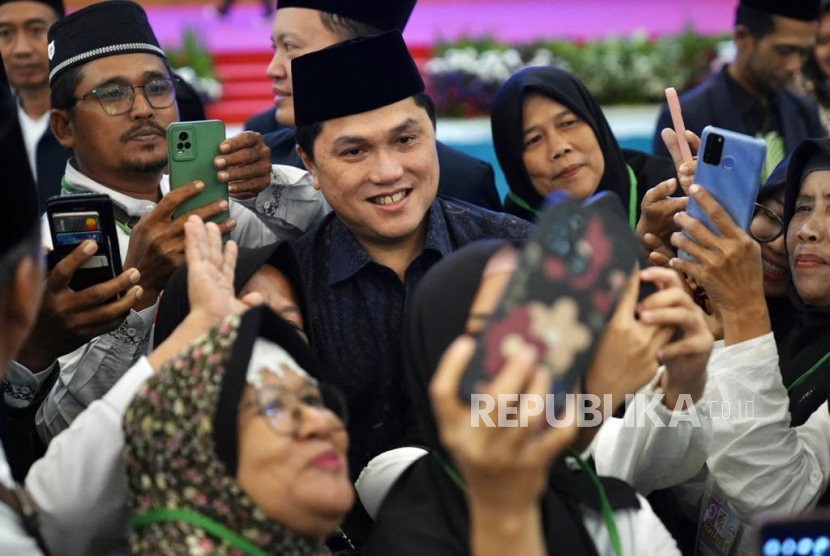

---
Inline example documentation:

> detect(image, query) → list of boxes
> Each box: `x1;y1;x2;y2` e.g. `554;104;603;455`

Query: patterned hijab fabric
123;312;329;556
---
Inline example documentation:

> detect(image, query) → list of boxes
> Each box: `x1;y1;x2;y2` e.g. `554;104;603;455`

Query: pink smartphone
665;87;693;164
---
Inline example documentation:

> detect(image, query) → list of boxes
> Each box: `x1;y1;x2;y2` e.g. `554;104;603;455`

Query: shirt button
811;470;822;483
145;206;154;214
264;201;271;209
127;328;137;337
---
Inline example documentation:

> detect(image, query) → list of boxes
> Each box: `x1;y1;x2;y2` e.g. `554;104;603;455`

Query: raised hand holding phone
458;196;640;416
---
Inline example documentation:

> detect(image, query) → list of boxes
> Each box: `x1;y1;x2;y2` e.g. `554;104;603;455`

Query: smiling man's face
300;96;440;248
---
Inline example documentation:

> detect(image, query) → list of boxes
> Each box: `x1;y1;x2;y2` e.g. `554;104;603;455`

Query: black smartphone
46;194;123;292
458;195;640;413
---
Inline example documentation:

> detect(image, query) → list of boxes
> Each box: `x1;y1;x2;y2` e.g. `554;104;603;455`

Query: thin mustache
121;123;165;143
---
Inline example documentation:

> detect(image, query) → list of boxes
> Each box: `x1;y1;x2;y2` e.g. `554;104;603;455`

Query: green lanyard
787;350;830;392
508;165;639;231
132;509;269;556
434;451;623;556
60;176;133;235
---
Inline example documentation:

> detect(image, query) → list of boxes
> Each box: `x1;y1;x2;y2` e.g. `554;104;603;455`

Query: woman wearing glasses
666;137;830;547
749;159;796;342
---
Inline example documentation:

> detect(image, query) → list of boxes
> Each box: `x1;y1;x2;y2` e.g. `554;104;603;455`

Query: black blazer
244;107;283;135
34;127;71;213
652;66;825;158
263;128;504;212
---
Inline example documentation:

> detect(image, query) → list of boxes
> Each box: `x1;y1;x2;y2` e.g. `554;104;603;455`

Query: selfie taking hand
661;128;701;194
123;180;236;309
638;267;713;408
669;185;771;345
16;241;143;372
215;131;272;200
585;270;674;416
636;178;688;248
147;216;262;370
431;336;578;514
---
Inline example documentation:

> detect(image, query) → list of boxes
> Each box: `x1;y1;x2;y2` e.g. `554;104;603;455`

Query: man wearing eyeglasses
9;0;328;444
0;0;68;212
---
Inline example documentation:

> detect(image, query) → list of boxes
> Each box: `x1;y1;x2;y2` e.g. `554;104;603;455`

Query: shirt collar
327;200;452;286
61;160;169;218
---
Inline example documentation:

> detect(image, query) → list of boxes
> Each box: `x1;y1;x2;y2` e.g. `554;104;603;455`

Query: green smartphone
167;120;230;236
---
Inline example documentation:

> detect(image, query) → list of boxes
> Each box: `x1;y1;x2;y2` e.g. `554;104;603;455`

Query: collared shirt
16;101;49;181
8;161;329;443
722;69;786;180
294;197;534;475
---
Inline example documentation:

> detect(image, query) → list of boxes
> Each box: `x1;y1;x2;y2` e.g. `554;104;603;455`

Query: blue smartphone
679;126;766;262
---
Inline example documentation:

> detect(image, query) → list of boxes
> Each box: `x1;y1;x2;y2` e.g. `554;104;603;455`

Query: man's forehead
321;98;428;141
0;0;58;23
77;53;167;86
272;6;326;39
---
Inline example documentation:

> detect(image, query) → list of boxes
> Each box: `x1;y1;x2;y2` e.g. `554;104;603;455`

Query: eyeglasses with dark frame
238;382;349;436
76;78;177;116
749;202;784;243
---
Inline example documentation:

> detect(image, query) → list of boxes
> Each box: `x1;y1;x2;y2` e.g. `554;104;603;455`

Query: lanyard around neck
60;176;134;235
434;450;623;556
787;350;830;392
509;165;639;231
132;508;270;556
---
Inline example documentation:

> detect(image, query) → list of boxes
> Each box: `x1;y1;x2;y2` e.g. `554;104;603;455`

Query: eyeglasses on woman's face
239;382;348;437
749;202;784;243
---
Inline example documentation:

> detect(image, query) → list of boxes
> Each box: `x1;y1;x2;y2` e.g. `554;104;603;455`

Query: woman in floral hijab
123;301;354;555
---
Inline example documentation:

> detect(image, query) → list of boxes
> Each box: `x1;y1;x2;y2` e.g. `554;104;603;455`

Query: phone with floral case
458;196;639;416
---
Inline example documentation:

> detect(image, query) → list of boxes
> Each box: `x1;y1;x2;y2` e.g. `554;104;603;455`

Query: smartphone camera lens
177;142;184;150
178;131;188;141
184;142;191;149
702;133;724;166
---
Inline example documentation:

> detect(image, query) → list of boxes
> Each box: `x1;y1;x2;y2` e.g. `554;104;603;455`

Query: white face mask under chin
246;337;317;389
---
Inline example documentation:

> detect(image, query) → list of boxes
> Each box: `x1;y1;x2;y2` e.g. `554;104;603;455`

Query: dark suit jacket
35;127;71;213
244;107;283;135
263;128;504;212
653;66;825;158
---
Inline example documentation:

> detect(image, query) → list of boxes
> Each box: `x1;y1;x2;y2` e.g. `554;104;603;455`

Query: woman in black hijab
491;66;675;226
366;240;686;555
153;241;311;348
776;138;830;427
671;137;830;427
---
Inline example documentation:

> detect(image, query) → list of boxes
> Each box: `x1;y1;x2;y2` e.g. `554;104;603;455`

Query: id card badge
696;475;743;556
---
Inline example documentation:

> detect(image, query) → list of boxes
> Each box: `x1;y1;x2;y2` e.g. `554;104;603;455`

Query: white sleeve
356;447;429;519
26;357;153;556
591;368;712;496
232;165;329;241
706;333;830;521
581;494;681;556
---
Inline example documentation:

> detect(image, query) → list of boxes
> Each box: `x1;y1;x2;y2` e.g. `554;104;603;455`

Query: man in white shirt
0;0;69;211
6;0;328;444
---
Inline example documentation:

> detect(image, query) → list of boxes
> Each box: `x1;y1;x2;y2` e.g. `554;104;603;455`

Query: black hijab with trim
780;138;830;428
365;240;640;556
153;241;312;349
491;66;674;222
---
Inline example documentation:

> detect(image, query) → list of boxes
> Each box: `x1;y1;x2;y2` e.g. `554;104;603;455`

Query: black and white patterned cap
47;0;165;85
